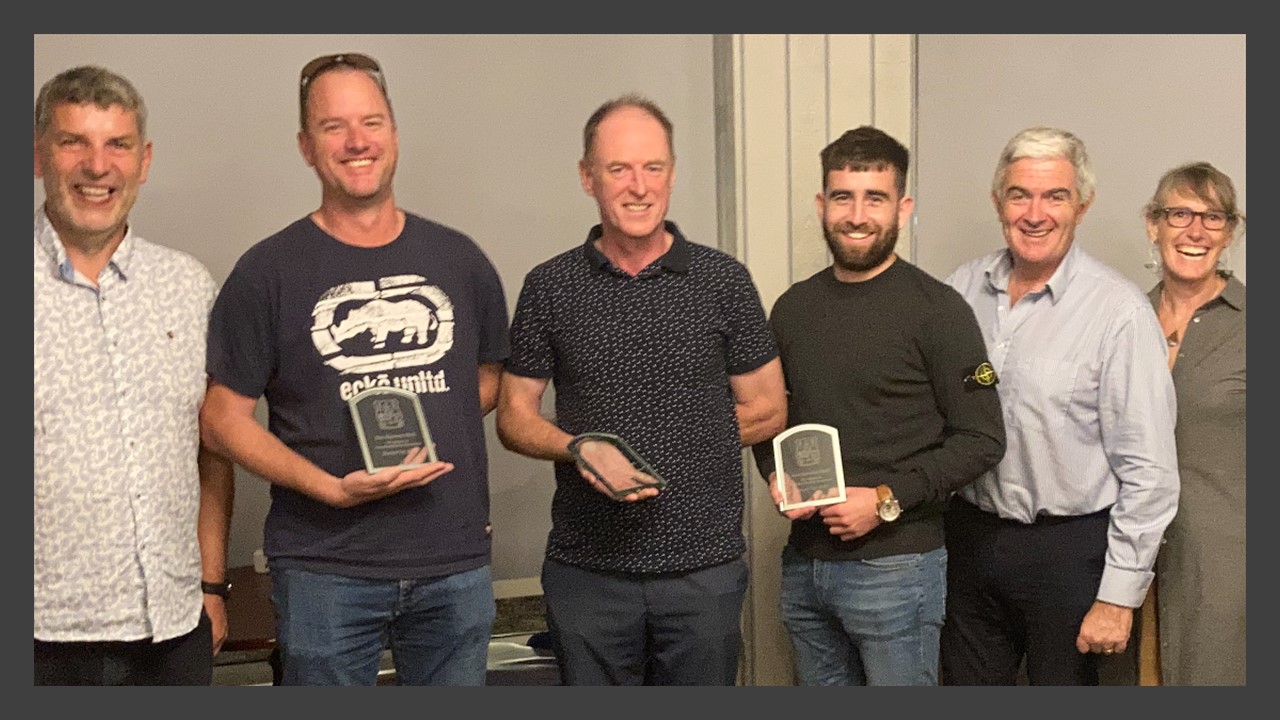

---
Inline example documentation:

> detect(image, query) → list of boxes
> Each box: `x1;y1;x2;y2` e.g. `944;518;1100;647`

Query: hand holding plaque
567;432;666;500
773;423;846;511
349;387;438;473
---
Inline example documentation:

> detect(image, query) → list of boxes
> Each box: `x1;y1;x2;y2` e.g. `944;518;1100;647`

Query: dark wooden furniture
220;565;281;684
224;565;276;653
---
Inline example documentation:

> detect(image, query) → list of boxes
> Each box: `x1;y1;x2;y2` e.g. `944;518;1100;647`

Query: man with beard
751;126;1005;685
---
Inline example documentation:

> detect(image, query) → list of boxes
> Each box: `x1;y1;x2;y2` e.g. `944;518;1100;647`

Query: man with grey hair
941;126;1180;685
34;65;234;685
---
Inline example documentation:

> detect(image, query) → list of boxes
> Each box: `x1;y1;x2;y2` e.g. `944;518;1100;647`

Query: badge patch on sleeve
963;361;999;391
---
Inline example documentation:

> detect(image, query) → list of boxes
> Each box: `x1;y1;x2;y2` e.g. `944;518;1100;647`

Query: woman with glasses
1138;161;1246;685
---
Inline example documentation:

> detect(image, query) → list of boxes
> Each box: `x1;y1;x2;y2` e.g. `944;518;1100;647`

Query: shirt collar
34;206;135;283
982;243;1079;305
1217;273;1246;311
1151;271;1247;313
582;220;690;275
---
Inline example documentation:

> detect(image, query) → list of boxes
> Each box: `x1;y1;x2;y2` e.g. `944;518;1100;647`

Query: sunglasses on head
298;53;388;125
299;52;387;103
300;52;383;86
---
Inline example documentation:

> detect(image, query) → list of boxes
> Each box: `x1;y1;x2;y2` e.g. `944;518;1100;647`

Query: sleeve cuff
1096;565;1154;608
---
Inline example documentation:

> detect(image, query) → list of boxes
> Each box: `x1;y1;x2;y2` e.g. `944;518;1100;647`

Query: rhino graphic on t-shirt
331;298;440;349
310;275;455;374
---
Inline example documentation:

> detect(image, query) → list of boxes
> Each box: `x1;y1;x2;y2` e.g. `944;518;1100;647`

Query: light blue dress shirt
946;243;1179;608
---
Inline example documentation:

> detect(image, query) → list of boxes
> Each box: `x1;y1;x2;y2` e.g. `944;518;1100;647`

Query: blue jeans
780;545;946;686
271;565;495;686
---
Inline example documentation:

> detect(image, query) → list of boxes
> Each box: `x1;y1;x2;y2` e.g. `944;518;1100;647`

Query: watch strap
875;484;901;522
201;580;232;598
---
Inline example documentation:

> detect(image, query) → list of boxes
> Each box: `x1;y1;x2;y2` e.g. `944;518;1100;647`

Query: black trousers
940;496;1109;686
34;609;213;686
542;558;747;686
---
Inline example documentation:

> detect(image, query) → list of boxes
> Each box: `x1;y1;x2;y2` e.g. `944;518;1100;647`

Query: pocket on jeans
860;552;921;571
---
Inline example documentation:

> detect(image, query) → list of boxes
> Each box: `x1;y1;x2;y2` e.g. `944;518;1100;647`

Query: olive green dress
1147;273;1246;685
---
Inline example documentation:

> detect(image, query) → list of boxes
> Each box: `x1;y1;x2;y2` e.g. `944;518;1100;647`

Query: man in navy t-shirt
202;52;510;686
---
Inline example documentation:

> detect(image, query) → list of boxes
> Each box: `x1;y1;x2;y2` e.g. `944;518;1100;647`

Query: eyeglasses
298;53;387;121
1160;207;1233;231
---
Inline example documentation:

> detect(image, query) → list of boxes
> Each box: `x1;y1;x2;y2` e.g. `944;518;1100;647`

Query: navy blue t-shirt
207;213;510;579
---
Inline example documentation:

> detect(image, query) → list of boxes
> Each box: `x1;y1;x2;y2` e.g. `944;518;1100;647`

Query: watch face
878;499;901;522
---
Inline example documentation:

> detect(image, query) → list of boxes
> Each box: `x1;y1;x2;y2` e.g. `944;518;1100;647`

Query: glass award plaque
567;432;667;500
348;387;438;473
773;423;846;511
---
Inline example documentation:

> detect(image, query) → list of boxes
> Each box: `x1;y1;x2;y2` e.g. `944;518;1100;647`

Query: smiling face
578;105;674;243
297;67;398;208
817;166;913;281
1148;187;1234;286
34;101;151;253
993;156;1090;278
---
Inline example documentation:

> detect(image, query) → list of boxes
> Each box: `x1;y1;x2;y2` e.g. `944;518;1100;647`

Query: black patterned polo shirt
506;221;778;573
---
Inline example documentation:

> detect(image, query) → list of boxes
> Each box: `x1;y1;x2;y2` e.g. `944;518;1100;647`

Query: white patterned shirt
34;208;216;642
946;244;1180;608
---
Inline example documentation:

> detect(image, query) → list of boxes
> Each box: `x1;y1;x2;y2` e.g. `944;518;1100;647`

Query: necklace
1159;274;1225;351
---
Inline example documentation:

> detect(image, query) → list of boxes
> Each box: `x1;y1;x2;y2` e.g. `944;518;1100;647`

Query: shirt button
1193;317;1201;323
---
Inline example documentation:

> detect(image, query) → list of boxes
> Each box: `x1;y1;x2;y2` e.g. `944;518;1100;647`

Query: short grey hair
35;65;147;140
991;126;1095;205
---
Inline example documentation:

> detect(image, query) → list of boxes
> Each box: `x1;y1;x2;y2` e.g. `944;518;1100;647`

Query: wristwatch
201;580;232;599
875;484;901;522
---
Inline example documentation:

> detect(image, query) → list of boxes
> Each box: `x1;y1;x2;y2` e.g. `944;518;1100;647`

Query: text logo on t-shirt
311;275;454;382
